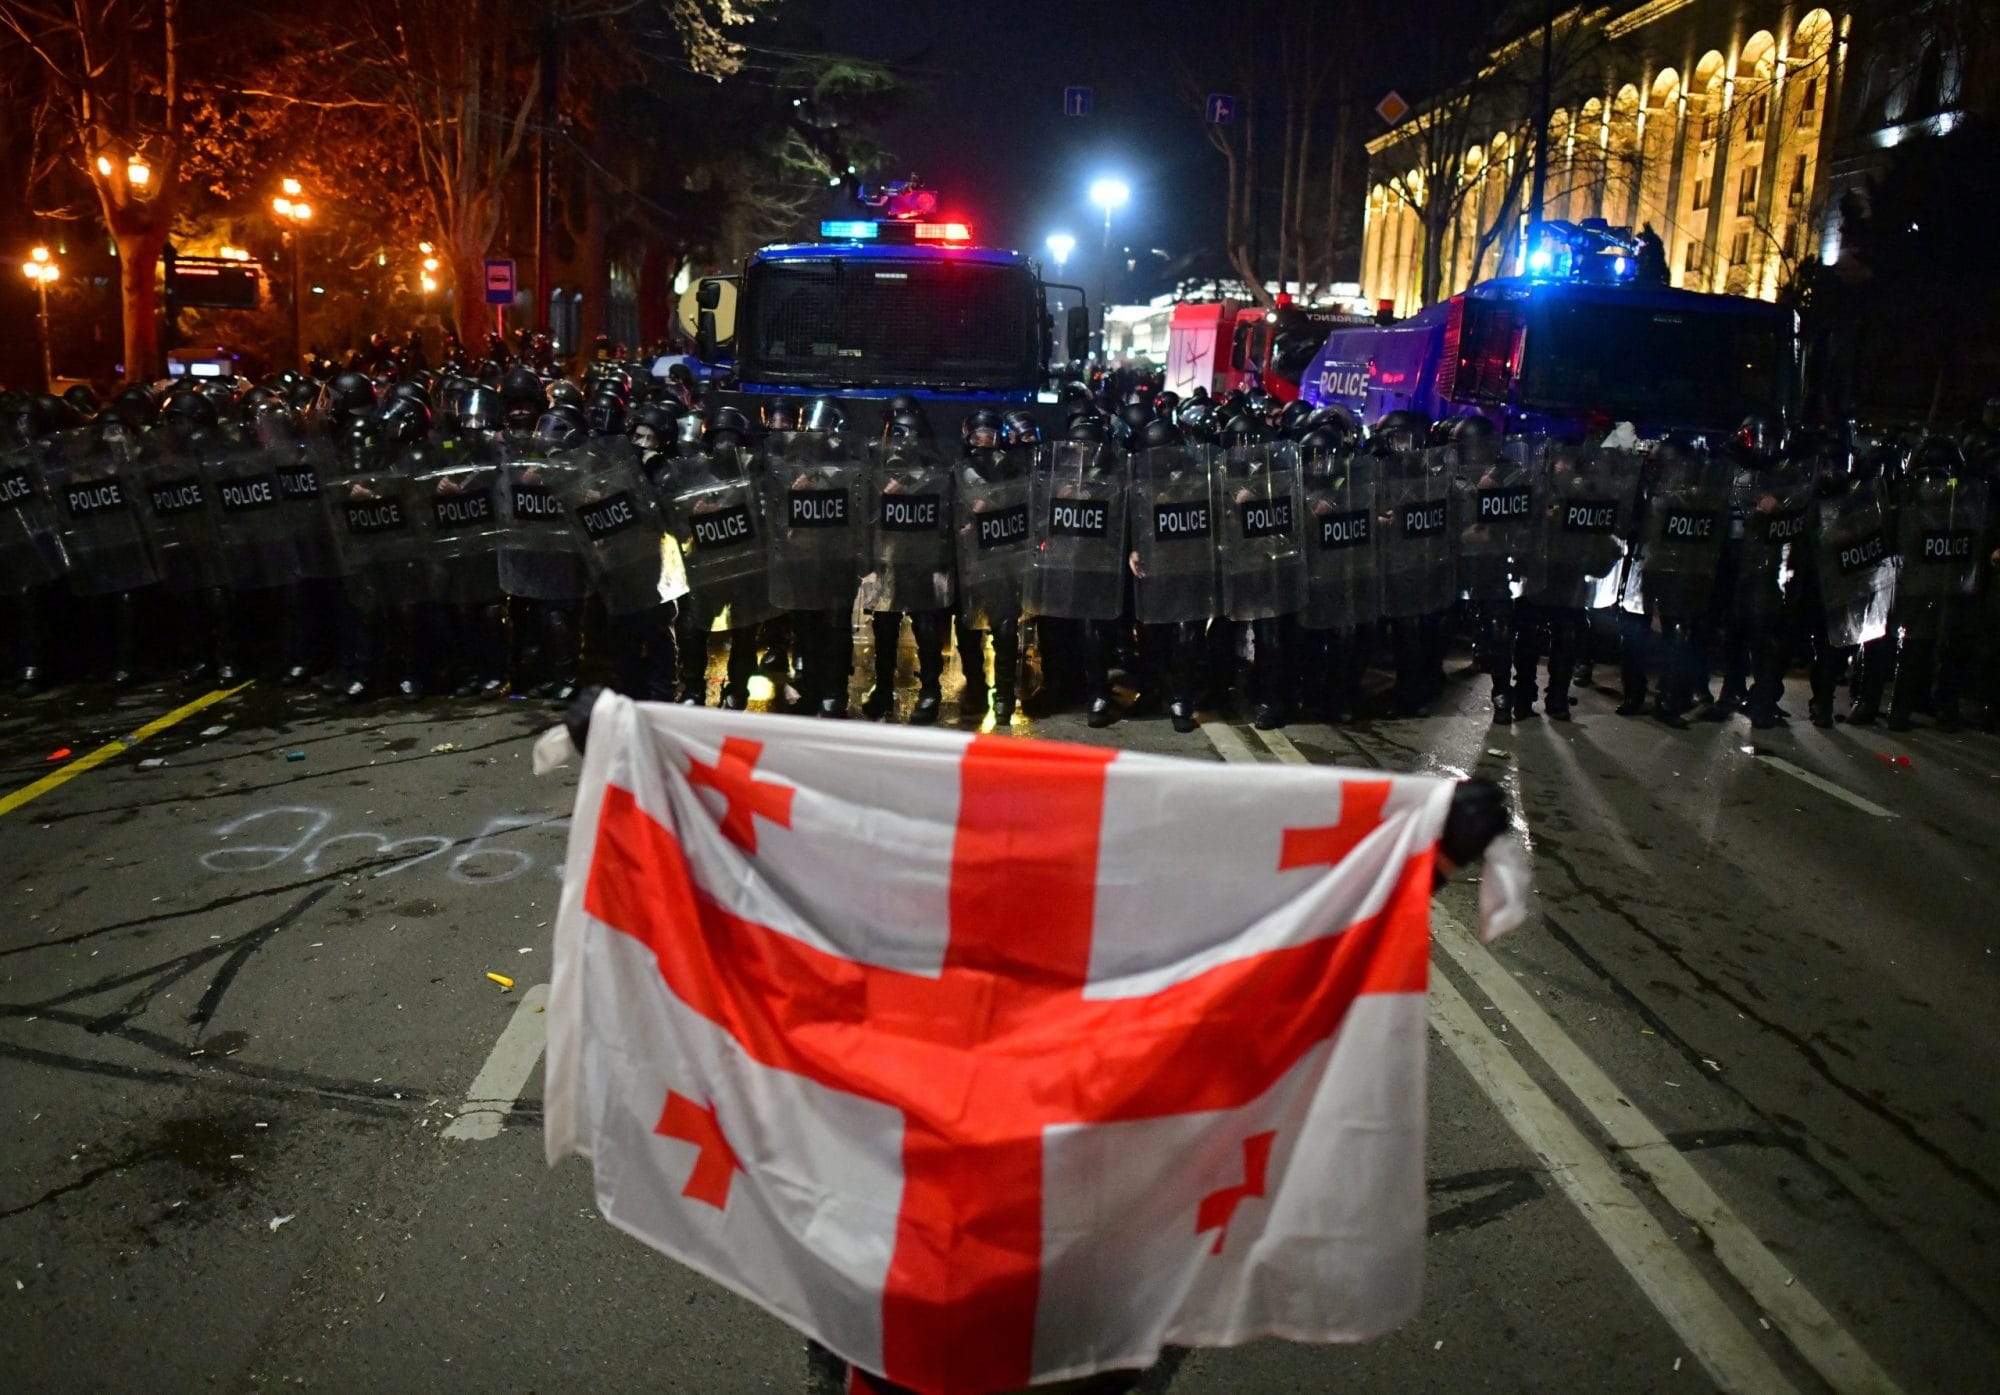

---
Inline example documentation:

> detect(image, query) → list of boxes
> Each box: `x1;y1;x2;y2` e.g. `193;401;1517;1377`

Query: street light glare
1045;233;1075;267
95;156;112;176
282;177;303;197
272;196;292;216
31;245;49;263
293;203;313;221
1089;178;1130;211
127;161;150;187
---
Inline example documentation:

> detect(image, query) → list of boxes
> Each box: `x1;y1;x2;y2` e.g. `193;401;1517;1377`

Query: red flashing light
914;221;971;242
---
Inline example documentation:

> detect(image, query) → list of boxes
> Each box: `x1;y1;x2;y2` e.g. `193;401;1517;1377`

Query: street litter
1874;753;1912;767
268;1214;295;1232
199;725;228;738
284;750;306;762
431;742;459;754
137;758;165;770
486;972;515;990
518;947;532;954
46;748;71;761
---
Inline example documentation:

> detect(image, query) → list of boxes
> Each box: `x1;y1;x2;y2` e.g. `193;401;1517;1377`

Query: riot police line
4;372;1997;737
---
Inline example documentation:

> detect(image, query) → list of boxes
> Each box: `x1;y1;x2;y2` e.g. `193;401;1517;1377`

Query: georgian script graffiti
199;806;565;885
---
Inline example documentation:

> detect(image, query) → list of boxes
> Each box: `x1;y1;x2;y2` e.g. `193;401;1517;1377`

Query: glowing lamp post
1088;178;1129;356
22;247;59;388
272;180;316;371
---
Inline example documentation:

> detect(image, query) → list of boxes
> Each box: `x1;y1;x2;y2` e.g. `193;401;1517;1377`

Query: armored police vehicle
1302;220;1794;437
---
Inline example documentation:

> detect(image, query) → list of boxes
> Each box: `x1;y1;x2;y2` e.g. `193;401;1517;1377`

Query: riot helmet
1000;410;1042;447
1369;409;1430;454
584;390;627;437
961;409;1004;451
801;397;846;436
704;405;754;452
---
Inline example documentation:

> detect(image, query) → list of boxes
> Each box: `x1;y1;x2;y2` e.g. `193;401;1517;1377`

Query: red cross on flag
545;694;1512;1395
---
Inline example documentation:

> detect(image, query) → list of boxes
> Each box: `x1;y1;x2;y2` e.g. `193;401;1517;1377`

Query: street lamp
271;180;316;372
1087;178;1129;358
1045;232;1075;270
21;246;58;389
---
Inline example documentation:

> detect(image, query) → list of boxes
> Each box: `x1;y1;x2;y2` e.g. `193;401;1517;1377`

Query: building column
1662;92;1692;284
1700;76;1738;292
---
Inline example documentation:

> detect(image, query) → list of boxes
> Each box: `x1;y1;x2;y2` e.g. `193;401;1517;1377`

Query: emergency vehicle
1165;298;1366;404
690;189;1087;431
1301;220;1794;436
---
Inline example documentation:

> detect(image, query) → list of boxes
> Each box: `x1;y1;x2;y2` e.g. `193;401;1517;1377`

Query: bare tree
2;0;189;379
1176;0;1365;306
1374;8;1613;307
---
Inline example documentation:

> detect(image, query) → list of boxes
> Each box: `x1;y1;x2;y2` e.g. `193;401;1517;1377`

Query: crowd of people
3;347;1997;742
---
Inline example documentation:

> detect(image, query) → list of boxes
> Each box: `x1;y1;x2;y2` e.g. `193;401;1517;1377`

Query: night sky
808;0;1490;277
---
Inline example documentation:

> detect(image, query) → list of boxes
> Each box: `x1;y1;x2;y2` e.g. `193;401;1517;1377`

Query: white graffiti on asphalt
199;806;567;885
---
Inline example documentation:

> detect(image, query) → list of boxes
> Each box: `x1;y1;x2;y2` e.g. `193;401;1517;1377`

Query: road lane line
1251;727;1310;765
1429;969;1801;1394
1754;754;1897;819
0;681;253;819
441;982;550;1142
1197;718;1263;764
1433;912;1905;1395
1204;727;1896;1392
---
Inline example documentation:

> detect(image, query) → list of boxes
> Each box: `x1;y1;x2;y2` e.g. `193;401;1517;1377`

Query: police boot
955;618;989;720
861;612;900;719
909;613;946;725
991;618;1019;723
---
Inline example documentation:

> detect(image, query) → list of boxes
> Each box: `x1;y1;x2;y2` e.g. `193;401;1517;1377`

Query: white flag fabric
546;693;1502;1395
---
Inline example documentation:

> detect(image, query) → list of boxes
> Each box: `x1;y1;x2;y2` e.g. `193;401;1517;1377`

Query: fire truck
1165;298;1367;403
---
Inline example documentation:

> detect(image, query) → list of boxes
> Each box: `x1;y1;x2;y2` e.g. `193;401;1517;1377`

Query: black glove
565;684;608;755
1440;777;1508;870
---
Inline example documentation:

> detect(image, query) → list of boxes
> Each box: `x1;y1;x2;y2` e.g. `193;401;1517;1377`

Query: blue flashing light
819;220;879;240
1526;249;1553;274
1613;255;1630;277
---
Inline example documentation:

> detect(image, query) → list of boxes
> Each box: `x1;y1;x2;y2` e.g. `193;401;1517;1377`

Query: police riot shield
204;440;298;590
1731;461;1813;622
495;442;586;602
1216;441;1307;621
867;441;953;613
326;468;425;611
1811;477;1897;648
759;431;863;612
1895;473;1989;600
1300;451;1379;632
1129;443;1217;626
0;445;68;593
557;448;668;615
410;457;504;604
134;450;226;592
1447;439;1542;603
1376;449;1455;620
265;422;342;581
670;447;777;628
1025;440;1126;622
1524;439;1643;610
954;450;1034;630
43;433;157;597
1638;444;1732;614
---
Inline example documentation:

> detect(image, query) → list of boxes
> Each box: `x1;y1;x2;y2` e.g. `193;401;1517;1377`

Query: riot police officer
862;405;954;723
952;409;1035;723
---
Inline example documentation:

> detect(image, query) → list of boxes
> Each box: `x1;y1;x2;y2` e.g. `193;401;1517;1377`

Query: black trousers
792;607;856;705
1515;604;1584;705
1297;624;1368;716
1138;620;1204;706
955;614;1019;699
870;610;948;694
606;601;679;702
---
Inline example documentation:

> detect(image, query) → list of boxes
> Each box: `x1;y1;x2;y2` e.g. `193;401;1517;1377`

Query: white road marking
1435;912;1905;1395
1205;729;1902;1394
1754;754;1897;819
1250;727;1310;765
1197;719;1264;764
1429;969;1801;1395
441;983;550;1142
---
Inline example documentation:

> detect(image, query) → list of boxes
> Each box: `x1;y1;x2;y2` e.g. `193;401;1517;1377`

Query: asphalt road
2;636;1995;1394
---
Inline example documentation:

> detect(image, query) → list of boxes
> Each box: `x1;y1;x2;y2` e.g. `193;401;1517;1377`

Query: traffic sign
1375;90;1410;126
1205;93;1236;125
484;258;516;306
1063;86;1093;117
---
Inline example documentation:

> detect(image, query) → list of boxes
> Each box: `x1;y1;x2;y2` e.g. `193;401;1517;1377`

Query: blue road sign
1206;93;1236;125
483;258;516;306
1063;86;1093;117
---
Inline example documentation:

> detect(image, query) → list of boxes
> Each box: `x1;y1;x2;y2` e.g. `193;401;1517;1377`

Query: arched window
1740;32;1778;144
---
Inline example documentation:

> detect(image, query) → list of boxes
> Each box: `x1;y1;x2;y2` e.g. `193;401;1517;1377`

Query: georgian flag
545;694;1511;1395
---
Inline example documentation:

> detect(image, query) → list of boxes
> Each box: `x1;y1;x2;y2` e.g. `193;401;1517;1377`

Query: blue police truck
1301;220;1794;437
